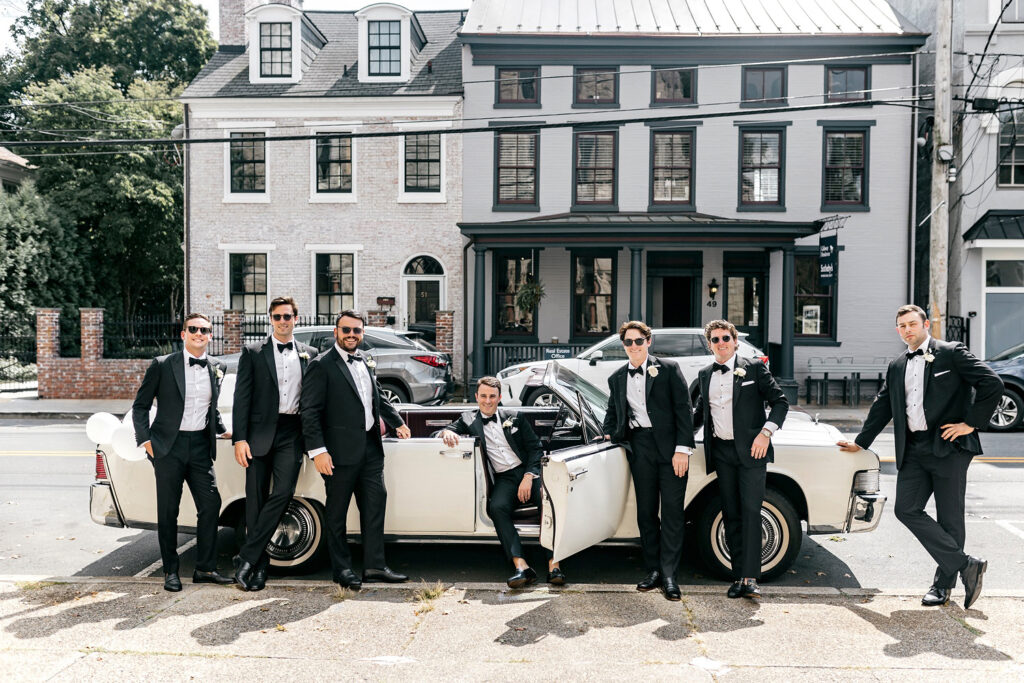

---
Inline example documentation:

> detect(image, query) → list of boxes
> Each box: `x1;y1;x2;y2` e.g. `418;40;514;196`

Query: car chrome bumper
846;492;886;533
90;482;124;528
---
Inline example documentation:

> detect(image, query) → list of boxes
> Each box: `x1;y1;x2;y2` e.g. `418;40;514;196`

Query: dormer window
368;20;401;76
259;23;293;77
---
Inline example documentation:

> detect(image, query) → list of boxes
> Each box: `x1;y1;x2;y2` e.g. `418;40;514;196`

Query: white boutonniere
923;352;935;363
299;351;310;360
502;418;514;429
733;367;747;378
647;365;659;378
215;367;224;380
365;357;376;370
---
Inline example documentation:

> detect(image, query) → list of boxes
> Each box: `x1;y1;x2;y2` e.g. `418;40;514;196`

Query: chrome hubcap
991;395;1018;428
715;507;784;564
267;500;316;561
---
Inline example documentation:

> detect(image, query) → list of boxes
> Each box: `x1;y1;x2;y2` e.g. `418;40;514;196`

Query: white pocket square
741;380;755;386
510;427;519;434
934;370;950;377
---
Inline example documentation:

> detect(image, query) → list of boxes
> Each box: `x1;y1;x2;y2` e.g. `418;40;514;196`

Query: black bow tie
713;363;730;374
906;348;924;360
188;357;208;368
628;365;644;378
481;414;498;424
346;354;359;364
277;342;293;352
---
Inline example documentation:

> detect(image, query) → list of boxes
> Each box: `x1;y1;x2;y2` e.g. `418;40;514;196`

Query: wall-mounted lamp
707;278;720;301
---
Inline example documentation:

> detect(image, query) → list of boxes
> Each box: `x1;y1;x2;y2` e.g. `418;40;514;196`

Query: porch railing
483;342;590;375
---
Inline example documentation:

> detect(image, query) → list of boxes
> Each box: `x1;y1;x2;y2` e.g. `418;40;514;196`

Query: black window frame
819;122;873;212
649;128;696;210
1006;0;1024;22
491;249;540;340
315;253;355;322
737;126;786;211
570;249;618;342
794;249;840;344
825;65;870;103
259;22;293;78
403;132;442;193
315;133;353;194
741;66;787;107
573;67;620;108
229;253;268;315
998;107;1024;186
572;128;618;210
495;66;541;107
651;66;697;106
493;129;540;210
368;19;401;76
229;132;266;194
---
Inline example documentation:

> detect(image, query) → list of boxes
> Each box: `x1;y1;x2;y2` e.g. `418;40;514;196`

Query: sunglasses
271;313;294;321
710;335;733;343
186;325;212;335
337;326;363;335
622;337;649;347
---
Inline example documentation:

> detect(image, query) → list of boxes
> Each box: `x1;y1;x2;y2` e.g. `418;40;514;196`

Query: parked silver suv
215;326;452;405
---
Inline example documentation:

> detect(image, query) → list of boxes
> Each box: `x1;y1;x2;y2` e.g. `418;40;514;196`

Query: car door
537;362;631;561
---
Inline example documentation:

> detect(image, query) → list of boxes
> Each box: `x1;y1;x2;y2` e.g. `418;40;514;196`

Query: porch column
778;246;798;403
471;245;487;380
629;247;643;321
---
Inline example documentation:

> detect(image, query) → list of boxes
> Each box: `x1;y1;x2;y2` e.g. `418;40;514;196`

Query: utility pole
929;0;953;340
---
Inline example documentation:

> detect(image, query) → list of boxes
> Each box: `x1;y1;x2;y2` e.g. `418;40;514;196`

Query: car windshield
542;362;608;426
989;341;1024;361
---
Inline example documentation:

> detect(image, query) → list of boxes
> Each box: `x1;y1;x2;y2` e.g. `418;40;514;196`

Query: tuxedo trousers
321;428;388;575
239;414;303;568
894;430;971;588
150;430;221;574
488;464;543;562
712;437;766;579
628;429;687;578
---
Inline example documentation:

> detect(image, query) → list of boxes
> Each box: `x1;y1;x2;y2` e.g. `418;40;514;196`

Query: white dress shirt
308;344;376;459
272;337;302;415
708;354;779;440
180;348;213;431
480;412;523;474
904;335;931;433
625;358;691;455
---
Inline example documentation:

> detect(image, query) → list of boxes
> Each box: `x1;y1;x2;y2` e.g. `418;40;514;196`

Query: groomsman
603;321;694;601
300;310;411;590
435;377;565;588
692;320;788;599
132;313;235;592
231;297;318;590
838;304;1003;608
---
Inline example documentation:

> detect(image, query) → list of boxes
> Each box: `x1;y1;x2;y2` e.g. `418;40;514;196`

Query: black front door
662;277;694;327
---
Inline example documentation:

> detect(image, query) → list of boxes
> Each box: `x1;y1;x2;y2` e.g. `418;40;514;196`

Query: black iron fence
0;315;37;391
483;342;590;375
946;315;970;348
103;316;185;359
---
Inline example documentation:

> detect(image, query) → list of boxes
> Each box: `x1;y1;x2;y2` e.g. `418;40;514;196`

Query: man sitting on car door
435;376;565;588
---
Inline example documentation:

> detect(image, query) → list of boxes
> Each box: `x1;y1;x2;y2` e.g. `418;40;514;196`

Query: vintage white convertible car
89;363;886;580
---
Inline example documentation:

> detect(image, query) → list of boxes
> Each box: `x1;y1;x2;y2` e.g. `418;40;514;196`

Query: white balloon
218;373;236;412
112;426;148;462
122;406;156;427
85;412;121;444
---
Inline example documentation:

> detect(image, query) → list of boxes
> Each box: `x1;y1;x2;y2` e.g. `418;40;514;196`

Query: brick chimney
220;0;304;48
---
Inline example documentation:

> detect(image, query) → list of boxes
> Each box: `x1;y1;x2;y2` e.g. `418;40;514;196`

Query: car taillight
759;355;770;369
412;354;447;368
95;449;108;481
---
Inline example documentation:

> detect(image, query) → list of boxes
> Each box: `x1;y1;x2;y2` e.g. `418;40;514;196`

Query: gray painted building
459;0;928;395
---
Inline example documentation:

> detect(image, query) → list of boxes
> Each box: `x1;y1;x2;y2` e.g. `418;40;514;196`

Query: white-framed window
306;244;363;321
247;4;302;85
308;122;360;203
355;4;412;83
397;122;449;203
222;124;274;203
218;244;276;315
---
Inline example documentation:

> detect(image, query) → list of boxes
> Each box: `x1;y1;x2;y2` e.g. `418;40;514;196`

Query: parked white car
89;363;885;580
499;328;768;406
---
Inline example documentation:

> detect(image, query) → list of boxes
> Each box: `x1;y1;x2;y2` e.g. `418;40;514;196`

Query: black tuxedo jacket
854;338;1003;468
132;352;227;459
433;408;543;478
692;356;789;472
300;345;405;466
232;337;318;457
602;355;695;462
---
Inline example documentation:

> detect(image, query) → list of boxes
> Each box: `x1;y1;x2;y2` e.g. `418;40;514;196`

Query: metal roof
963;210;1024;241
461;0;922;37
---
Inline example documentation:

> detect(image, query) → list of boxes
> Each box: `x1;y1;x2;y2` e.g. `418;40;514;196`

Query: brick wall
367;310;388;327
223;310;244;354
435;310;453;356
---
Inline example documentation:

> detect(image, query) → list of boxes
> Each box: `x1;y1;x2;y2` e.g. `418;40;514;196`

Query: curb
0;412;91;420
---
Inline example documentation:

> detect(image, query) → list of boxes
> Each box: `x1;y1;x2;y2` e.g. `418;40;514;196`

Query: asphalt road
2;418;1023;593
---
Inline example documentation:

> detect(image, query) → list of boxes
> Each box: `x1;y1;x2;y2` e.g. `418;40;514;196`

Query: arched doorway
401;255;446;342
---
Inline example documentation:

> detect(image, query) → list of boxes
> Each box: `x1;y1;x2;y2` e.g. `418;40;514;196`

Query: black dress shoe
506;566;538;589
164;572;182;592
663;577;681;601
922;585;950;607
547;567;566;585
234;560;255;591
727;581;744;599
637;570;662;592
741;580;762;599
335;569;362;590
363;567;408;583
250;566;267;592
193;570;235;585
960;556;988;609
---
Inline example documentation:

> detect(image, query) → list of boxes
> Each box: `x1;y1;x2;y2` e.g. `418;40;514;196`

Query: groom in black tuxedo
839;304;1003;609
693;319;788;599
231;296;318;590
603;320;695;601
132;312;235;592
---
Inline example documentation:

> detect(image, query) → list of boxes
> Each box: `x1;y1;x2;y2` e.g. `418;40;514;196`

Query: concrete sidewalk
1;577;1021;681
